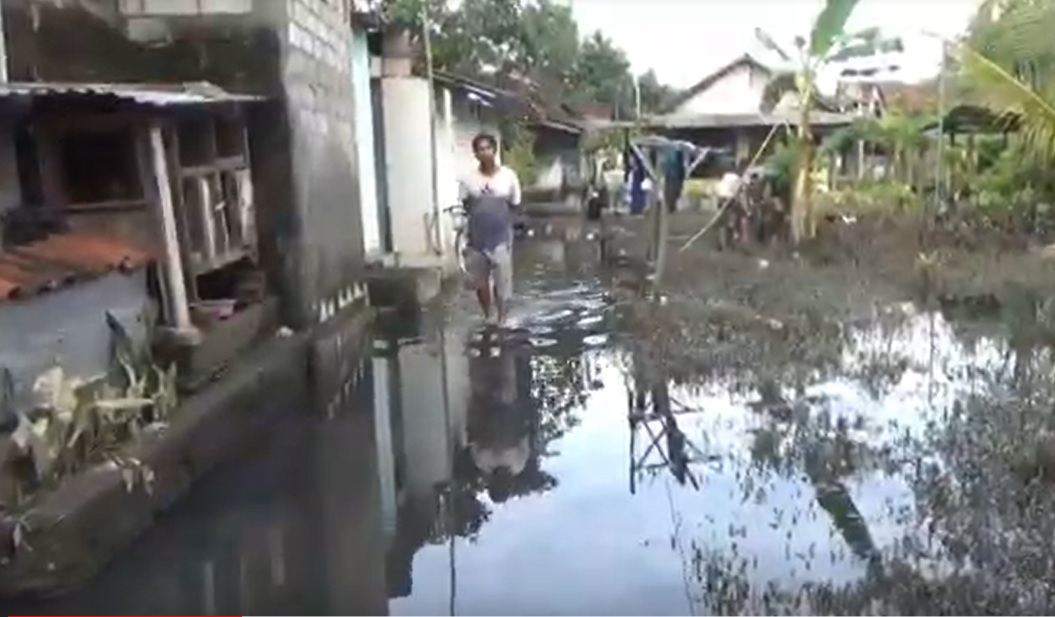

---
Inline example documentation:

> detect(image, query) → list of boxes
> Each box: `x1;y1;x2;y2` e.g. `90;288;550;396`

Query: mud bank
607;212;1055;379
0;306;373;600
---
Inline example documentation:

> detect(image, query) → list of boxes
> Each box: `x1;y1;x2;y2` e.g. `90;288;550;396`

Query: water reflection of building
371;254;609;602
375;321;556;600
30;345;392;616
156;355;392;616
371;313;470;599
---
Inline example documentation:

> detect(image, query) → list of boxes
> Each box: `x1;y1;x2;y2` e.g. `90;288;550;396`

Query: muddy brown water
12;234;1055;615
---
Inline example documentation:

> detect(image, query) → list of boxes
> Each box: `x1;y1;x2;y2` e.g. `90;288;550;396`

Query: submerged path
13;228;1051;615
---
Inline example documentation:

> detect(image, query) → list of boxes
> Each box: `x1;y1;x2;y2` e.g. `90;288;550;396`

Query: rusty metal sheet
0;231;154;304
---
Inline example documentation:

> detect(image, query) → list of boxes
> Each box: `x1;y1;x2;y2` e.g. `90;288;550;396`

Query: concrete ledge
309;303;374;415
366;266;445;314
0;331;311;600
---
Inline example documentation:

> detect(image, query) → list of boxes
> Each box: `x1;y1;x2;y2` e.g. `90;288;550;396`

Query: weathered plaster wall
0;271;149;410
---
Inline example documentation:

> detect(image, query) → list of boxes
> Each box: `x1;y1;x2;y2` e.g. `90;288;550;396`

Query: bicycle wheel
454;229;469;275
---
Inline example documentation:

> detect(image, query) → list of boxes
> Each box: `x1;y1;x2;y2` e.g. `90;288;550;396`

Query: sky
567;0;982;89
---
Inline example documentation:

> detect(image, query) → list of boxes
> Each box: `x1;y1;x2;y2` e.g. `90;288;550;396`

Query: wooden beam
148;122;196;337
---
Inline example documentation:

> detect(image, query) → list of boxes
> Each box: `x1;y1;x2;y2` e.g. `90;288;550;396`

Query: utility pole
934;37;947;239
633;74;642;119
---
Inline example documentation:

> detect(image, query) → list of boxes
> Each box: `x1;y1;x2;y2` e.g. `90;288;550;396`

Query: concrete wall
350;27;381;258
0;271;149;410
671;63;770;115
379;77;460;269
381;77;433;261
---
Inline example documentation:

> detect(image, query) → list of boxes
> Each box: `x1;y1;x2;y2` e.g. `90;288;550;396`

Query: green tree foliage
381;0;678;118
961;0;1055;162
637;69;682;116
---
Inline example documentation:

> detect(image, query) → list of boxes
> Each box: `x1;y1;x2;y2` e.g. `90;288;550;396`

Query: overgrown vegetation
749;0;1055;248
1;308;178;519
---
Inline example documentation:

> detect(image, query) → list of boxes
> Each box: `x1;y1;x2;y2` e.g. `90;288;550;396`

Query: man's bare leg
492;243;513;327
476;284;493;322
494;282;506;326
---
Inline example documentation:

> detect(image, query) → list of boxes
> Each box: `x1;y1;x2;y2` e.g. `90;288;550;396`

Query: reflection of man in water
467;342;531;503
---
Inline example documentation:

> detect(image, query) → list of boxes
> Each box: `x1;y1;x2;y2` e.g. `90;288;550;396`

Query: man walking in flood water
459;132;522;326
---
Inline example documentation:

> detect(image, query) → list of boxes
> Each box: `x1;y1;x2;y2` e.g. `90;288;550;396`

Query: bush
959;143;1055;237
817;181;924;218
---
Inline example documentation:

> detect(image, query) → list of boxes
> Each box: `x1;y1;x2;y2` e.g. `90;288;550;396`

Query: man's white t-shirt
458;165;522;204
458;165;522;250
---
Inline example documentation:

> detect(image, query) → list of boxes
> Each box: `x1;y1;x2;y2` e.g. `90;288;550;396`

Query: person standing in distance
458;132;522;326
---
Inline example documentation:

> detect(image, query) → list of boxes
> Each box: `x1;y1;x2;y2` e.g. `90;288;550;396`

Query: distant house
649;54;855;171
836;79;939;117
665;54;776;117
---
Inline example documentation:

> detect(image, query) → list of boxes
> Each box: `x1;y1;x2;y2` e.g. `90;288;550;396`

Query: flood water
15;232;1055;615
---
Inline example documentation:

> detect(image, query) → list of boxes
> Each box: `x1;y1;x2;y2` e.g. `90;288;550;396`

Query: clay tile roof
0;230;153;303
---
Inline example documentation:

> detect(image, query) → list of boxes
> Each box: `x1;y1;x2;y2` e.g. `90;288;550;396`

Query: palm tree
755;0;903;242
960;0;1055;162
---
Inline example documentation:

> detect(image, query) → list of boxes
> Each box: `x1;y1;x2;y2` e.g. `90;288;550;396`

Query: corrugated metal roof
430;70;583;134
0;231;153;303
0;81;263;107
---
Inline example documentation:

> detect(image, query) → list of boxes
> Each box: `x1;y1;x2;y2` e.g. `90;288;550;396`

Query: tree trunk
792;108;815;243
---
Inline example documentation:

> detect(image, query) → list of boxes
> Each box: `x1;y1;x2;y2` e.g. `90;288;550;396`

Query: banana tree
755;0;903;242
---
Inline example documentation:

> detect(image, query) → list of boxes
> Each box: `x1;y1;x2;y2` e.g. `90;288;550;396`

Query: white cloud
568;0;981;87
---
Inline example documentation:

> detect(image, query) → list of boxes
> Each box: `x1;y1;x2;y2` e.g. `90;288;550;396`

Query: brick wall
282;0;367;326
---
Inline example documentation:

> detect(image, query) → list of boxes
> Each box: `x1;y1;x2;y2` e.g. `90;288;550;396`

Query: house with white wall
653;54;854;173
666;54;776;117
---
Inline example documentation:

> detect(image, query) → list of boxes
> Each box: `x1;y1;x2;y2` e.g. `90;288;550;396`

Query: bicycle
444;204;470;275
